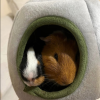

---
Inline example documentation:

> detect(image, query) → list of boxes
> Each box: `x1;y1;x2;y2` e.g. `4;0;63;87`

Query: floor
1;0;11;17
1;0;18;100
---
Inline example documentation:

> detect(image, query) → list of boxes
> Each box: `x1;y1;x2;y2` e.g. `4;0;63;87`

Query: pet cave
7;0;100;100
19;24;81;92
17;16;87;99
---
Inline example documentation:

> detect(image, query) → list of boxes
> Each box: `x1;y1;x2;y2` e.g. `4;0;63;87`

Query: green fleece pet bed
7;0;100;100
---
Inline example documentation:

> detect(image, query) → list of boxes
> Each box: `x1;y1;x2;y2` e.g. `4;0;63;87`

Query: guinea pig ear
40;37;51;42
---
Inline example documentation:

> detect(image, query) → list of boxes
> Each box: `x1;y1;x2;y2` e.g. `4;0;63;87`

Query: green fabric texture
17;16;87;99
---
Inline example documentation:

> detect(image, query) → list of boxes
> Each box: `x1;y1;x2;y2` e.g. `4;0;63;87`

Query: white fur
23;48;38;81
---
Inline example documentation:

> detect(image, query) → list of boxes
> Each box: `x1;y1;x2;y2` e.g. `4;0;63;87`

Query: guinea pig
41;31;79;86
20;47;45;87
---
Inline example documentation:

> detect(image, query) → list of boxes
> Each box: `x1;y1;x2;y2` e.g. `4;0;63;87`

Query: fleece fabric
17;16;87;99
85;0;100;55
7;0;100;100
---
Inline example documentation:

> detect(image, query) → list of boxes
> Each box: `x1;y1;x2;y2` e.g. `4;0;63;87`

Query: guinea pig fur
41;31;79;86
20;47;45;87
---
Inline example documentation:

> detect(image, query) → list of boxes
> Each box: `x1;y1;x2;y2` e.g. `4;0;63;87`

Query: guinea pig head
20;48;45;87
41;32;78;86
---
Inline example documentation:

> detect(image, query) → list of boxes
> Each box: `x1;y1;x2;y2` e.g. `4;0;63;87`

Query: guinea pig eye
54;53;58;61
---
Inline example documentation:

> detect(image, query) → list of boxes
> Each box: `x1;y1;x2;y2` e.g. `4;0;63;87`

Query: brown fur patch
42;32;79;86
34;76;45;86
38;60;40;65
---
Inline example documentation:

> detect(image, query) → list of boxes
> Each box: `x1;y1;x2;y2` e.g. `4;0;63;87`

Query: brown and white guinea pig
20;47;45;87
41;31;79;86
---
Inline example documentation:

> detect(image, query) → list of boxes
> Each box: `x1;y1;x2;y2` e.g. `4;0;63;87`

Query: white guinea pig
20;47;45;87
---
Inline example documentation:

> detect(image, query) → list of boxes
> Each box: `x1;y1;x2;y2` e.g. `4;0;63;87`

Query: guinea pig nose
28;77;35;82
29;78;35;84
